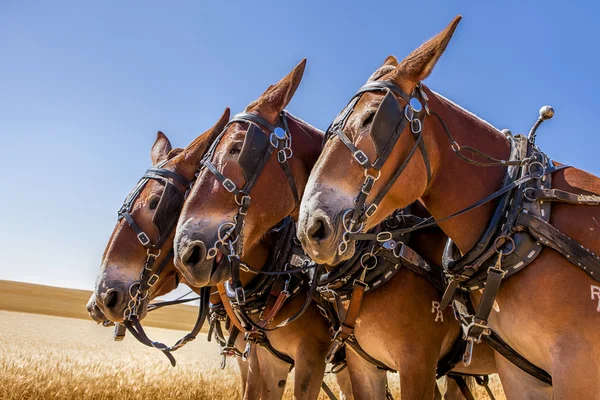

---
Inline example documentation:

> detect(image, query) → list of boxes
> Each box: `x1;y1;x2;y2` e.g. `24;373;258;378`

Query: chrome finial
539;105;554;121
528;105;554;143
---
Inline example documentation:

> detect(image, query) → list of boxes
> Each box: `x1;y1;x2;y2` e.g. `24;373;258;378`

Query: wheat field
0;281;505;399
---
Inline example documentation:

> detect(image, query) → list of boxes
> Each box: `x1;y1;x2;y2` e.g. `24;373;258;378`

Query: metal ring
523;187;536;202
528;161;545;179
363;169;381;181
451;141;461;153
360;253;378;270
493;236;516;256
338;239;348;255
341;209;364;234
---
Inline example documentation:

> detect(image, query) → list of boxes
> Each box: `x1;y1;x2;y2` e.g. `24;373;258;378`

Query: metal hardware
353;150;369;166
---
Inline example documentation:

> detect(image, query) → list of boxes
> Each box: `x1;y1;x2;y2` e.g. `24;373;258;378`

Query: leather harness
323;75;600;389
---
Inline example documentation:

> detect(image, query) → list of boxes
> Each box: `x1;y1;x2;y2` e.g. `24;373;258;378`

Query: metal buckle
147;274;160;287
234;287;246;305
223;178;237;193
411;118;422;134
353;150;369;166
376;231;393;242
365;204;378;218
277;149;287;163
137;232;150;246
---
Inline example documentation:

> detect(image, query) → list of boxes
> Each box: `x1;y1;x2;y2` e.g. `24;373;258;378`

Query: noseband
324;80;432;254
201;111;300;303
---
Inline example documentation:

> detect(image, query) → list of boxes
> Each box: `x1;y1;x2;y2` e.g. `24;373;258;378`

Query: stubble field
0;281;505;399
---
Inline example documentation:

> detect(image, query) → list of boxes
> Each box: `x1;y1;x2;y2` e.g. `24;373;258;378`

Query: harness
324;80;431;254
325;75;600;386
199;111;341;399
114;160;210;366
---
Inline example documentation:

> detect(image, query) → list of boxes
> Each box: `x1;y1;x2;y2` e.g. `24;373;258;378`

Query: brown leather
258;289;290;328
534;188;600;205
217;283;248;333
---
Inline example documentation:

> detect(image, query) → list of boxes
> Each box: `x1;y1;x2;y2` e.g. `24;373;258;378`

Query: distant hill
0;280;204;331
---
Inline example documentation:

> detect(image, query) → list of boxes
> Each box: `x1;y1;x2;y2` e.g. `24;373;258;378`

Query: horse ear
383;55;398;67
393;16;461;85
179;107;231;170
250;59;306;122
151;131;173;165
368;56;399;82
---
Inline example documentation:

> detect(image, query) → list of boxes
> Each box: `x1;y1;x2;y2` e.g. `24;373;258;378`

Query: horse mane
431;89;501;133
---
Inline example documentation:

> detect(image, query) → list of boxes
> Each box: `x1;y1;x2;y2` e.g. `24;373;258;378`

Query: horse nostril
104;289;119;310
308;218;330;242
183;241;206;268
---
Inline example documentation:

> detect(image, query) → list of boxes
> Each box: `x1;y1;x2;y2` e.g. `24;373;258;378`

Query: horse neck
420;90;511;253
286;112;325;215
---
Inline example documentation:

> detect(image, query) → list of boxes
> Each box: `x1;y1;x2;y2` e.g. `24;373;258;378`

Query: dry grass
0;280;202;332
0;281;506;399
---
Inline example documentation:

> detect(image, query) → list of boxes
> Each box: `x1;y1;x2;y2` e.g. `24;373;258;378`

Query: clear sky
1;0;599;292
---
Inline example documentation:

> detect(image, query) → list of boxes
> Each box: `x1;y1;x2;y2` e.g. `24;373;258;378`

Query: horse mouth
209;250;231;284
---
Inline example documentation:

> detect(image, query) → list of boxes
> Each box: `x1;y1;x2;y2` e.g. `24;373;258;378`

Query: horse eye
362;113;375;127
229;146;241;155
148;197;160;210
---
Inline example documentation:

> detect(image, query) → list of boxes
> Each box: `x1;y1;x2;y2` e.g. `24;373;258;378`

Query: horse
89;111;268;398
173;59;497;399
297;15;600;399
173;60;341;400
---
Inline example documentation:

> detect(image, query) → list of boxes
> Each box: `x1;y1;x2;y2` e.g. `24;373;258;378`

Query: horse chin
208;254;232;285
87;300;108;324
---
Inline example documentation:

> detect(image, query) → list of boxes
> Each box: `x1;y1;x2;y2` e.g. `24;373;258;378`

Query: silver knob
539;105;554;121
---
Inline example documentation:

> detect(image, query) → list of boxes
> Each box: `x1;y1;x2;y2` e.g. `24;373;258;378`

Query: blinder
238;123;272;183
370;90;405;167
152;181;185;236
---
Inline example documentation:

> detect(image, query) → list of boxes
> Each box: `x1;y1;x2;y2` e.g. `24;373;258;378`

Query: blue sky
1;0;599;291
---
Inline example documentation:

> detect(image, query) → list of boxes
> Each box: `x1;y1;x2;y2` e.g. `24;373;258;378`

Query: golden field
0;281;505;399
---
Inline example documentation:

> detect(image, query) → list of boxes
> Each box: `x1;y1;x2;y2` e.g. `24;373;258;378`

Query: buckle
234;287;246;305
365;204;378;218
147;274;159;287
137;232;150;246
223;178;237;193
376;231;393;242
353;150;369;166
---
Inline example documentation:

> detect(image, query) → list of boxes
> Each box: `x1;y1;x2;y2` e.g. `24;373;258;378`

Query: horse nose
96;286;128;320
181;240;207;269
307;216;333;244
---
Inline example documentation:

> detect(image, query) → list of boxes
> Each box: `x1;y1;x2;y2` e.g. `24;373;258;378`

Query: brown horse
298;16;600;399
173;60;496;399
89;112;265;397
173;60;337;400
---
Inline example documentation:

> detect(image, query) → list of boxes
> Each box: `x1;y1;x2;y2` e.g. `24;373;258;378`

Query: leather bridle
201;111;301;303
324;80;431;254
115;159;210;366
200;111;322;334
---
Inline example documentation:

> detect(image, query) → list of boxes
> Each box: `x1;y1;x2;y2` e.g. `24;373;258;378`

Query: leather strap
533;188;600;205
217;283;249;332
518;212;600;282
